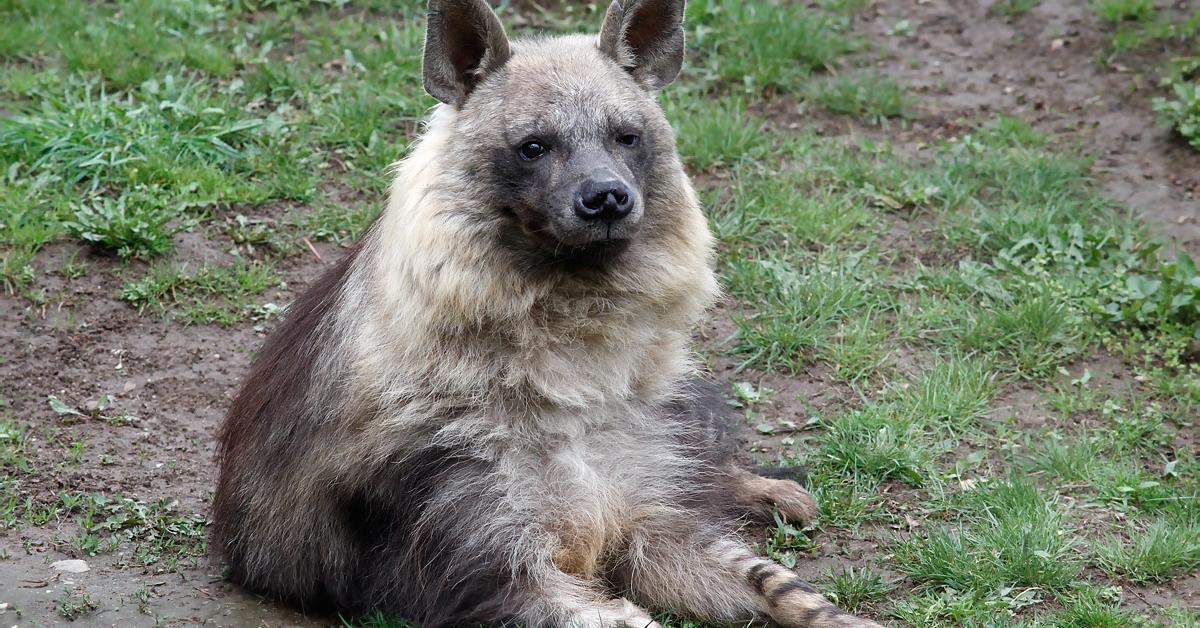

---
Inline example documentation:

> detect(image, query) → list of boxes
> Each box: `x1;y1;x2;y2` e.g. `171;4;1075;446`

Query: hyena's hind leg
615;531;881;628
728;465;819;525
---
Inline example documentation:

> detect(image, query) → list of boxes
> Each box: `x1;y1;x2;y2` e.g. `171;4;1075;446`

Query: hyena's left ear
598;0;686;90
423;0;512;107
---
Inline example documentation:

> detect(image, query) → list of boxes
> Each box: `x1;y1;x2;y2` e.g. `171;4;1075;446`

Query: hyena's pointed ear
423;0;511;106
598;0;686;90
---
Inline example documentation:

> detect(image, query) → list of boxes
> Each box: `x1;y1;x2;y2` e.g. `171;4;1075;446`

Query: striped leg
617;532;880;628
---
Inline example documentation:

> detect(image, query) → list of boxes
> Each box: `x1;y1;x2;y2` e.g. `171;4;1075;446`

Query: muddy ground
1;0;1197;626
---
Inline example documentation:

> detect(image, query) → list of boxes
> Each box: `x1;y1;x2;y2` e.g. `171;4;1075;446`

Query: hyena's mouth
556;238;632;266
504;206;635;267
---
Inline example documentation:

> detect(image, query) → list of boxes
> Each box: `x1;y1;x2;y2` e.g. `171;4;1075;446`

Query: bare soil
2;0;1198;625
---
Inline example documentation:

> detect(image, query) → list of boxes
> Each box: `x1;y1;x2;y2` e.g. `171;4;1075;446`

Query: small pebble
51;559;89;574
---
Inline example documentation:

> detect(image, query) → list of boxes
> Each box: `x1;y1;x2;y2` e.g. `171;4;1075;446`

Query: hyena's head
422;0;694;269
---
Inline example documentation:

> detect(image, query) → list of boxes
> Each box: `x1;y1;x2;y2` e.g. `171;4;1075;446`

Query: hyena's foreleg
728;465;818;525
617;532;881;628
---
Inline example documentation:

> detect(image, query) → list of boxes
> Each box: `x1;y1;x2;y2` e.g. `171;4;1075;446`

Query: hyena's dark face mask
487;87;656;264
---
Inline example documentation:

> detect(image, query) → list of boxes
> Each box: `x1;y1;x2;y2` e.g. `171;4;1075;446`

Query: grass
0;0;1198;625
809;73;908;124
820;566;895;613
55;588;98;621
686;0;858;94
120;260;282;325
681;8;1199;619
1094;517;1200;584
663;96;770;171
894;479;1081;593
991;0;1042;16
1047;584;1138;627
1154;72;1200;151
1093;0;1156;24
14;489;208;569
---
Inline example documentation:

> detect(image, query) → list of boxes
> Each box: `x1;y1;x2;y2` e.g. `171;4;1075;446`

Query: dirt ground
1;1;1197;626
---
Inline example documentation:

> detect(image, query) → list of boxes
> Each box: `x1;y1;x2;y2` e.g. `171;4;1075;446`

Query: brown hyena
211;1;881;626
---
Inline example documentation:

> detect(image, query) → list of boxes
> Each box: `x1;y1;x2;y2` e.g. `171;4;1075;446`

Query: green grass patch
686;0;858;94
18;490;206;570
1154;77;1200;152
664;95;771;171
120;259;282;326
809;72;909;124
894;478;1081;593
816;405;939;485
1095;517;1200;584
991;0;1042;16
727;249;876;373
1093;0;1156;23
820;566;895;614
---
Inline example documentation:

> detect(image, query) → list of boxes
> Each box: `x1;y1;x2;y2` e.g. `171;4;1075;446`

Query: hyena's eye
616;134;640;147
518;141;548;161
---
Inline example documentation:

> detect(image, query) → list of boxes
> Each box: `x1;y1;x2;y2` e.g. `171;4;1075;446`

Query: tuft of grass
811;474;886;528
890;588;1020;626
663;95;770;171
1094;518;1200;584
0;77;307;199
1153;81;1200;152
894;478;1080;593
687;0;859;93
816;405;937;485
55;587;98;621
809;73;908;124
1093;0;1156;23
727;251;874;373
0;0;239;89
890;354;998;431
305;199;382;244
342;612;416;628
1049;583;1138;627
59;492;207;568
820;566;895;613
991;0;1042;16
1027;436;1101;483
711;166;876;254
62;191;189;259
823;311;891;384
0;420;33;475
120;260;282;326
953;289;1081;378
761;511;815;569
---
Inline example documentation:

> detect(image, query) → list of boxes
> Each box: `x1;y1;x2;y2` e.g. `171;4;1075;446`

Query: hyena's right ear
423;0;511;107
598;0;686;90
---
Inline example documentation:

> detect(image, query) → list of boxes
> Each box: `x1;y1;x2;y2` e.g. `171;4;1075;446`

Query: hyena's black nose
575;179;634;222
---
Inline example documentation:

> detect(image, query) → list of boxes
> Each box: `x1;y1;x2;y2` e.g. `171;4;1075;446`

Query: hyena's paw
732;468;819;525
765;478;818;525
576;598;661;628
